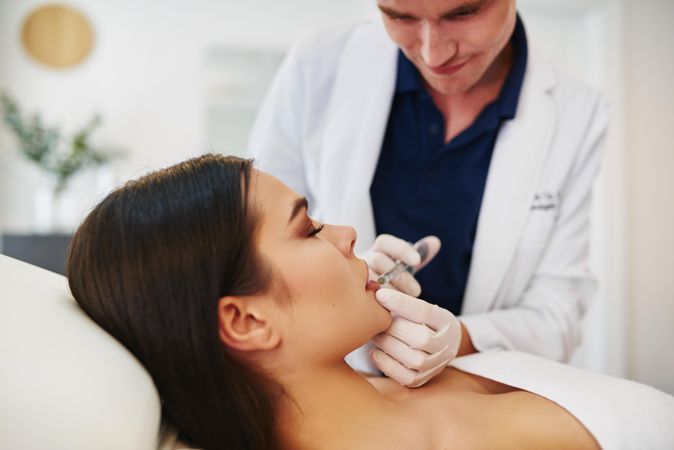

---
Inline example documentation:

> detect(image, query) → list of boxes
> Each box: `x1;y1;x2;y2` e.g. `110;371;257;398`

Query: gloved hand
371;288;462;388
360;235;441;297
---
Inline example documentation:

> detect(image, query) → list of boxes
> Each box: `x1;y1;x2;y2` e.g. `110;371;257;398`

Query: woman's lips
429;59;468;76
362;260;380;292
366;279;381;292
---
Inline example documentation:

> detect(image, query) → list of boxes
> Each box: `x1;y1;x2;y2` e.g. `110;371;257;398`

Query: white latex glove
371;288;462;388
361;235;441;297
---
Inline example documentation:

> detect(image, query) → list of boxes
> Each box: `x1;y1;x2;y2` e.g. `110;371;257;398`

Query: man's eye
387;13;416;22
448;8;480;19
307;223;324;237
457;9;478;16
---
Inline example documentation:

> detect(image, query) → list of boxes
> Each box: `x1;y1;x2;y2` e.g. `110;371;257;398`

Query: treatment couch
0;254;188;449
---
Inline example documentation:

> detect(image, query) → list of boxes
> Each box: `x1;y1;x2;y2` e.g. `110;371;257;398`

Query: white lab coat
248;19;608;368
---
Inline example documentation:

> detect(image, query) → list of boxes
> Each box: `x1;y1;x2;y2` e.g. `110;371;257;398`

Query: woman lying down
66;154;674;450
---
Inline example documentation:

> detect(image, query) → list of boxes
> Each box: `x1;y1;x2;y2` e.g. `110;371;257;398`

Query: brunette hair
66;154;284;450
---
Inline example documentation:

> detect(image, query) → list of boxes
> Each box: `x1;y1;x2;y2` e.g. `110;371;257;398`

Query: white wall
622;0;674;394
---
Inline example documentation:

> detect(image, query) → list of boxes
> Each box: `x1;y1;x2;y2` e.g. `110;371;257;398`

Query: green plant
0;92;119;193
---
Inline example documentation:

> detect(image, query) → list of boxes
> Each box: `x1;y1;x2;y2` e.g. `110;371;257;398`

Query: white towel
450;351;674;450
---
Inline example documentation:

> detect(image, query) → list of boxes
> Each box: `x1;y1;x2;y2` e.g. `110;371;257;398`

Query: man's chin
425;75;479;97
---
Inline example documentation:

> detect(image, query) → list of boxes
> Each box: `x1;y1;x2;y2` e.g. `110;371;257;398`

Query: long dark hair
66;154;284;450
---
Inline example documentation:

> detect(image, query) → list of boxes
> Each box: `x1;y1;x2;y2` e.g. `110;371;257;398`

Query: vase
31;166;115;233
32;172;65;233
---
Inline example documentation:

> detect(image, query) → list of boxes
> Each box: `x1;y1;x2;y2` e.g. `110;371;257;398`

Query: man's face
377;0;517;95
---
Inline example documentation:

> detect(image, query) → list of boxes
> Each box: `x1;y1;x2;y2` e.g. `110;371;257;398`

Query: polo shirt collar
395;49;423;93
498;14;528;120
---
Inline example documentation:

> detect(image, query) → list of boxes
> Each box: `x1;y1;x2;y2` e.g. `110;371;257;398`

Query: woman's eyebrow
288;196;309;225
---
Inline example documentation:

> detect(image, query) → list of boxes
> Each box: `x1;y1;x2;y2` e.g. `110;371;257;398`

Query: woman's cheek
284;253;341;297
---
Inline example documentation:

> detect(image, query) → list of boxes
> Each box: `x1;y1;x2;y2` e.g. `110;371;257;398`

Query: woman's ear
217;296;281;352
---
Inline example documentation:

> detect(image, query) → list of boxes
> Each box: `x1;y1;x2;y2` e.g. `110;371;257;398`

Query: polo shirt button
429;123;440;134
427;170;437;180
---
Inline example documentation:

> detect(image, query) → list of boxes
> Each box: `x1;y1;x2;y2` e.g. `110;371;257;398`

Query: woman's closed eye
307;222;324;237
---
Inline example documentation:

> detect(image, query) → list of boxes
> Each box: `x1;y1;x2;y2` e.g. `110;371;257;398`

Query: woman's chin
374;304;393;333
361;288;392;330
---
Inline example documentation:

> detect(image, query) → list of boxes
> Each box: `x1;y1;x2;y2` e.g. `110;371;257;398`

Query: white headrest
0;254;161;450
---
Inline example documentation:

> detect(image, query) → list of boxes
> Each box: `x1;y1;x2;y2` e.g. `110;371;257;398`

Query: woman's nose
419;22;457;68
328;224;357;257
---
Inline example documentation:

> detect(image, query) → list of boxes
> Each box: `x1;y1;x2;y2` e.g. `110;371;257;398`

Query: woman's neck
275;359;405;449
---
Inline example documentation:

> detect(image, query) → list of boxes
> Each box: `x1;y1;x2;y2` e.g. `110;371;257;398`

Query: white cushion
0;254;161;450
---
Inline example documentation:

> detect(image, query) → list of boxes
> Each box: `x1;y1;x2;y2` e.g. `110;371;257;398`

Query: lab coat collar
318;20;398;253
462;52;559;313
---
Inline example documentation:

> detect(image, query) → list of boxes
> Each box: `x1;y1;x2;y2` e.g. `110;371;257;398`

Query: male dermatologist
249;0;608;386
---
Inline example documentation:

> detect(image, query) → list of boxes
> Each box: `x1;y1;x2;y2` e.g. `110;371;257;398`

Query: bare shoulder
367;369;600;450
413;370;600;450
442;390;601;450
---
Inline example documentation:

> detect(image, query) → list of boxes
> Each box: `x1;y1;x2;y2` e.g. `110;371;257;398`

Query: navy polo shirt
370;16;528;314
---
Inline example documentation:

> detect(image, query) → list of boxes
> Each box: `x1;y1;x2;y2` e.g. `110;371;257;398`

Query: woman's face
377;0;517;95
250;170;391;362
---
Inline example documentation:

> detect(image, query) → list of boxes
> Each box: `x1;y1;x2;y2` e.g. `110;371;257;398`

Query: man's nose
420;21;457;68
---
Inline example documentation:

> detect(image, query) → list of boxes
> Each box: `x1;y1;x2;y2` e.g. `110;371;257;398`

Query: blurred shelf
0;232;72;276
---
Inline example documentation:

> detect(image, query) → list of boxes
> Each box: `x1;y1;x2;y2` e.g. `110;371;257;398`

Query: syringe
376;240;431;285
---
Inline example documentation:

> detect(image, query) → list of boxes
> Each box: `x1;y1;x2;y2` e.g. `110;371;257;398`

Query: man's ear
217;296;281;352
